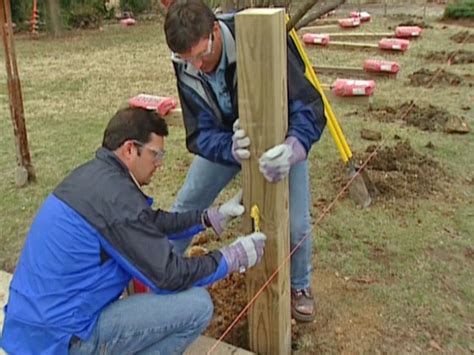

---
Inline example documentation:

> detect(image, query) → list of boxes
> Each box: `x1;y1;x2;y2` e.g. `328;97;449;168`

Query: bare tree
45;0;63;37
295;0;345;30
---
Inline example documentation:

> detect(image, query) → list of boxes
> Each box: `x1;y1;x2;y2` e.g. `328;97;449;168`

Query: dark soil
332;140;448;201
361;140;448;200
367;102;470;133
424;50;474;64
205;273;250;349
450;30;474;43
368;101;450;131
191;240;299;351
186;240;250;349
408;68;463;86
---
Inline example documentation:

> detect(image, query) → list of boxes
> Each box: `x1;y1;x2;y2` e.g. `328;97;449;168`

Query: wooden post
236;9;291;355
0;0;36;186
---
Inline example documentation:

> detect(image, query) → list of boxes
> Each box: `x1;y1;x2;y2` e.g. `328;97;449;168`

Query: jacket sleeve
286;37;327;153
153;209;206;241
99;206;229;293
177;74;239;166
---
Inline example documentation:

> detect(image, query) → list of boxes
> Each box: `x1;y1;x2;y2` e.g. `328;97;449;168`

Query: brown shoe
291;288;316;322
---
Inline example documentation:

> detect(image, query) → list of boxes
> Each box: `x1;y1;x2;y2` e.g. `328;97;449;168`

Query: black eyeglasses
132;140;166;162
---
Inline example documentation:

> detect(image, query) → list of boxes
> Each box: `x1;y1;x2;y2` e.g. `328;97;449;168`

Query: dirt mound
332;140;448;201
205;273;250;349
397;20;431;28
205;273;300;350
424;50;474;64
450;30;474;43
408;68;463;86
386;14;432;29
361;140;447;200
369;101;450;131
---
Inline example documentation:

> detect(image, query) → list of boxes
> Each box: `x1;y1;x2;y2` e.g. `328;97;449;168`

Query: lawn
0;4;473;353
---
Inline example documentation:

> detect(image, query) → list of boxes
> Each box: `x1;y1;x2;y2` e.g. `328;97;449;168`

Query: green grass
1;11;474;353
444;0;474;19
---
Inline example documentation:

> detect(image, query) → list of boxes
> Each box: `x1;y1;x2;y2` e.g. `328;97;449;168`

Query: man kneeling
1;107;266;354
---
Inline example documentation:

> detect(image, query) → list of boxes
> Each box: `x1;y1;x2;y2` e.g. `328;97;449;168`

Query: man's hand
220;232;266;274
232;118;241;132
258;136;306;183
205;190;244;237
232;129;250;163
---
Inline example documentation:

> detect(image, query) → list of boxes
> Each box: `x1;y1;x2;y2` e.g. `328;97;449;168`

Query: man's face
173;23;221;73
129;133;165;186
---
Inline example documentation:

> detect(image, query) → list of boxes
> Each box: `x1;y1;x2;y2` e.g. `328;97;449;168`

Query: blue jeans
69;288;213;354
171;156;313;290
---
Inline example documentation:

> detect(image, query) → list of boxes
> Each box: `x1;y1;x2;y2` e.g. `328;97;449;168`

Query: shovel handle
287;23;353;163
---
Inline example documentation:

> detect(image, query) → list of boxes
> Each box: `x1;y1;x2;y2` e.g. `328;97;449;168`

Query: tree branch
286;0;321;32
295;0;345;30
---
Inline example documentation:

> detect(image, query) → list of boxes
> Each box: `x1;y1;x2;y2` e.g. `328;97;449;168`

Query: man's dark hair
102;107;169;150
164;0;216;53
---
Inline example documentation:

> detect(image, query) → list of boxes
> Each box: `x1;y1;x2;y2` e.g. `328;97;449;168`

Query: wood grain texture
235;9;291;355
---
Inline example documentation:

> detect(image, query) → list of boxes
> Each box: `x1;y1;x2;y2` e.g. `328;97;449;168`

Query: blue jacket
1;148;228;354
172;15;326;166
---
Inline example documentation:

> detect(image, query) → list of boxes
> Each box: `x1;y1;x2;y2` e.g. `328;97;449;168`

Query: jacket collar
95;147;141;189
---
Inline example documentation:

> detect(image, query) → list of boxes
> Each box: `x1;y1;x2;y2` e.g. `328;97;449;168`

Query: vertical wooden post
236;9;291;355
0;0;36;186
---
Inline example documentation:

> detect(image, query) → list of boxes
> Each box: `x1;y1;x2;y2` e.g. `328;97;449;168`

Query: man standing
164;0;326;322
1;107;266;354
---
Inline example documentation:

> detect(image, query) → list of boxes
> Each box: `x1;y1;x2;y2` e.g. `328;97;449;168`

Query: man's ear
116;140;136;162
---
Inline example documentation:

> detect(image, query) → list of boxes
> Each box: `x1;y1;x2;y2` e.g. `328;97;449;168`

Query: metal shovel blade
347;165;372;208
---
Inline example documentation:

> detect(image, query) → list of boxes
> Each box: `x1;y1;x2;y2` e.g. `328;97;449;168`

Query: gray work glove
258;136;307;183
205;190;244;237
220;232;267;274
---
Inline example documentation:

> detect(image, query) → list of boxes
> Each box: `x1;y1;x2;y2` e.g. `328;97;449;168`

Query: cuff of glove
285;136;307;166
205;208;223;237
219;246;240;274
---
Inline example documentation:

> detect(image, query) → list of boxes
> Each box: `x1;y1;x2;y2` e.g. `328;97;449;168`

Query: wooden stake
321;32;395;39
0;0;36;186
299;24;340;33
325;41;379;49
313;65;398;79
236;9;291;355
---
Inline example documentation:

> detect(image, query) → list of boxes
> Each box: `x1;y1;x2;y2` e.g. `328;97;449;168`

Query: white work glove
231;128;250;163
220;232;267;274
204;190;244;237
258;137;307;183
232;118;241;132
